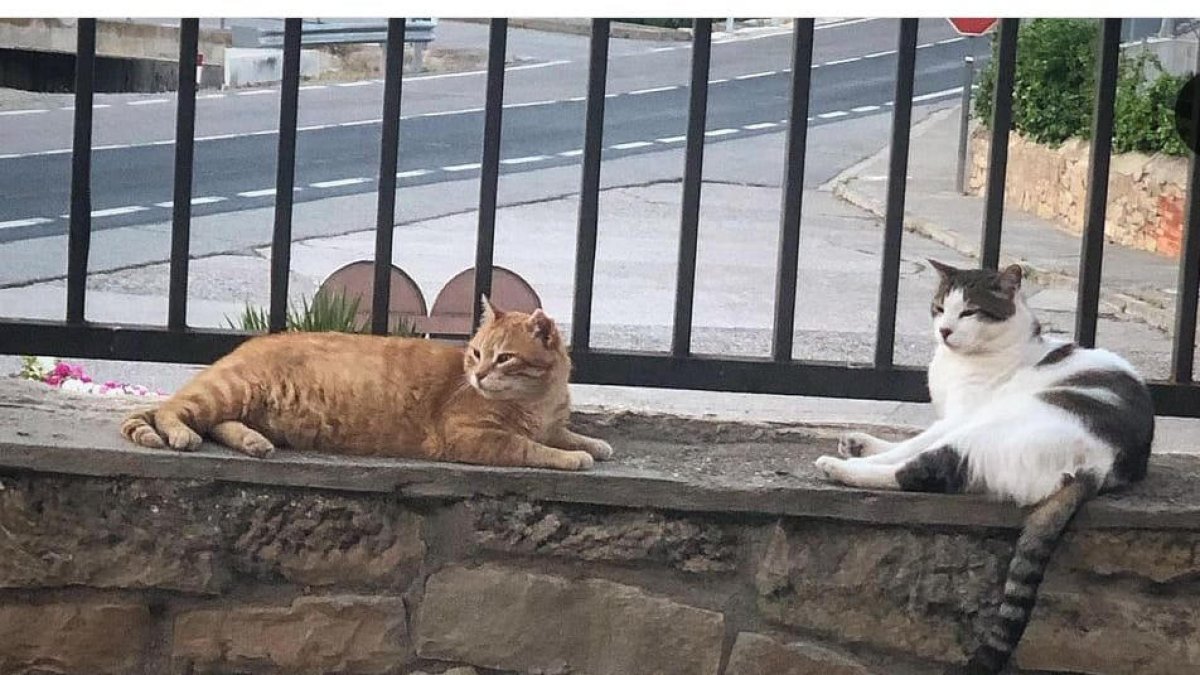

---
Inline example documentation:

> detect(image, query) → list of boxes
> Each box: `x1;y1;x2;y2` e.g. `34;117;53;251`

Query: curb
446;18;692;42
828;108;1177;334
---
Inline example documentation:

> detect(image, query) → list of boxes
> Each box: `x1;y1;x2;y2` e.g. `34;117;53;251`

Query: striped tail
961;471;1101;674
120;409;166;449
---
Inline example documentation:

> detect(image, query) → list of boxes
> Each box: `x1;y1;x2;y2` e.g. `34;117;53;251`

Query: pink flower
45;374;62;386
52;363;71;377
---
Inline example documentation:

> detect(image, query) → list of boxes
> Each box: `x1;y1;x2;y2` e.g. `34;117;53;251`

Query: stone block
0;601;152;674
226;490;426;590
754;521;1009;663
415;564;724;675
470;498;739;572
0;474;224;593
725;632;871;675
1017;587;1200;674
172;595;408;673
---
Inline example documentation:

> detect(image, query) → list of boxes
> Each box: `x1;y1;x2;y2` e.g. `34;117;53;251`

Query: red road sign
947;18;998;36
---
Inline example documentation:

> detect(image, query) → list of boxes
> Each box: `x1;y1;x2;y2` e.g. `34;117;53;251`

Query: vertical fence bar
168;19;199;331
771;18;815;362
371;18;406;335
1170;48;1200;383
980;18;1018;270
268;18;302;333
66;18;96;324
471;19;508;332
873;18;919;369
1074;18;1122;348
955;55;975;195
570;19;611;352
671;18;713;357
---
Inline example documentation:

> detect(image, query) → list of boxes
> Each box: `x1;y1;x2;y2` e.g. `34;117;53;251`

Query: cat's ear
927;259;956;279
480;295;503;325
527;308;558;348
998;264;1023;295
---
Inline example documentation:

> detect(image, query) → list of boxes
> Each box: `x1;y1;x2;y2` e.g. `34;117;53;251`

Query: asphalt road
0;19;990;242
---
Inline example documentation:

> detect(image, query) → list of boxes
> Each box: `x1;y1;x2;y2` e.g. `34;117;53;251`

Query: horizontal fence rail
0;17;1198;418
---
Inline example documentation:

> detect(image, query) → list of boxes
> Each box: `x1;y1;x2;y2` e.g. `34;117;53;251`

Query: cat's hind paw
585;438;614;461
838;432;886;458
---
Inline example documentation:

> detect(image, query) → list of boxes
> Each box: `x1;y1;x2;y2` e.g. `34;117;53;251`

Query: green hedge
974;19;1189;156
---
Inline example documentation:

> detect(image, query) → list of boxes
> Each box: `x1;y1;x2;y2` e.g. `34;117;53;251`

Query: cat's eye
496;353;515;364
471;347;481;359
932;304;944;314
960;309;979;318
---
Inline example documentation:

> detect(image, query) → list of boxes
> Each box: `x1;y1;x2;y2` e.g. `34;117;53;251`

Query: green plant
226;289;416;336
974;18;1190;157
1113;52;1190;156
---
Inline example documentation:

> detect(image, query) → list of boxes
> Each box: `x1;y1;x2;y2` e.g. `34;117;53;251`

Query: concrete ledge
2;377;1198;674
1;378;1196;531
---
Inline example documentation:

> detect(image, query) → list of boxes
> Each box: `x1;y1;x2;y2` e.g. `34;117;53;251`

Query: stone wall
968;126;1189;258
2;382;1199;674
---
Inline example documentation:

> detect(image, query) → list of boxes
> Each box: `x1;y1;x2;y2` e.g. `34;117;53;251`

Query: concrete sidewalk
832;106;1183;334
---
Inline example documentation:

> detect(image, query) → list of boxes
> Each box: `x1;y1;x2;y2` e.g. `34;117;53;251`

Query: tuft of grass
225;289;416;337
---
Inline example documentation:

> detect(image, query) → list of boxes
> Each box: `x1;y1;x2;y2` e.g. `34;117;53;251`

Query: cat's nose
939;327;953;340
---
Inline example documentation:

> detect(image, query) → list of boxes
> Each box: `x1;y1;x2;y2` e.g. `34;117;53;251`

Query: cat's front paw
815;455;847;483
563;450;595;471
585;438;614;461
167;427;203;451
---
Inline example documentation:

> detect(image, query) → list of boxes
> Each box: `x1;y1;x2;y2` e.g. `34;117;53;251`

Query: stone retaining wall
968;126;1189;258
1;381;1198;674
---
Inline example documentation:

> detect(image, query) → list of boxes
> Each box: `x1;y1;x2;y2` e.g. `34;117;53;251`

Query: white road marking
818;111;849;119
743;122;779;130
0;217;52;230
236;90;275;97
938;37;966;45
852;105;882;113
310;177;372;188
63;104;112;111
297;124;333;132
704;128;738;137
338;119;380;127
154;196;227;208
557;149;584;157
566;95;587;102
604;93;619;98
505;99;556;109
823;57;861;66
917;42;936;49
815;18;881;30
500;155;548;164
396;169;431;178
414;107;484;118
405;59;571;82
628;85;677;95
0;109;47;116
128;99;170;106
610;141;653;150
649;46;678;53
863;50;896;59
197;94;226;100
93;144;131;151
735;71;775;80
299;85;327;91
60;205;149;218
656;135;687;143
708;78;729;85
335;81;374;87
238;188;281;198
442;163;482;172
913;86;964;102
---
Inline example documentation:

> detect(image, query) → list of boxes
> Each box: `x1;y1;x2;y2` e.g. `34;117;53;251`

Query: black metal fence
1;18;1198;416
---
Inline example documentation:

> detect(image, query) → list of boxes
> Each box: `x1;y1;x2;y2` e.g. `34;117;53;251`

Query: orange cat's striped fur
120;299;612;471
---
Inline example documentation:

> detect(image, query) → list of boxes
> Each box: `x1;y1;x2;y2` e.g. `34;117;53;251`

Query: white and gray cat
815;260;1154;674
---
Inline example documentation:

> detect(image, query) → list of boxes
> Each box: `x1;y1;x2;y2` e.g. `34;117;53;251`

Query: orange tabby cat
120;298;612;471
